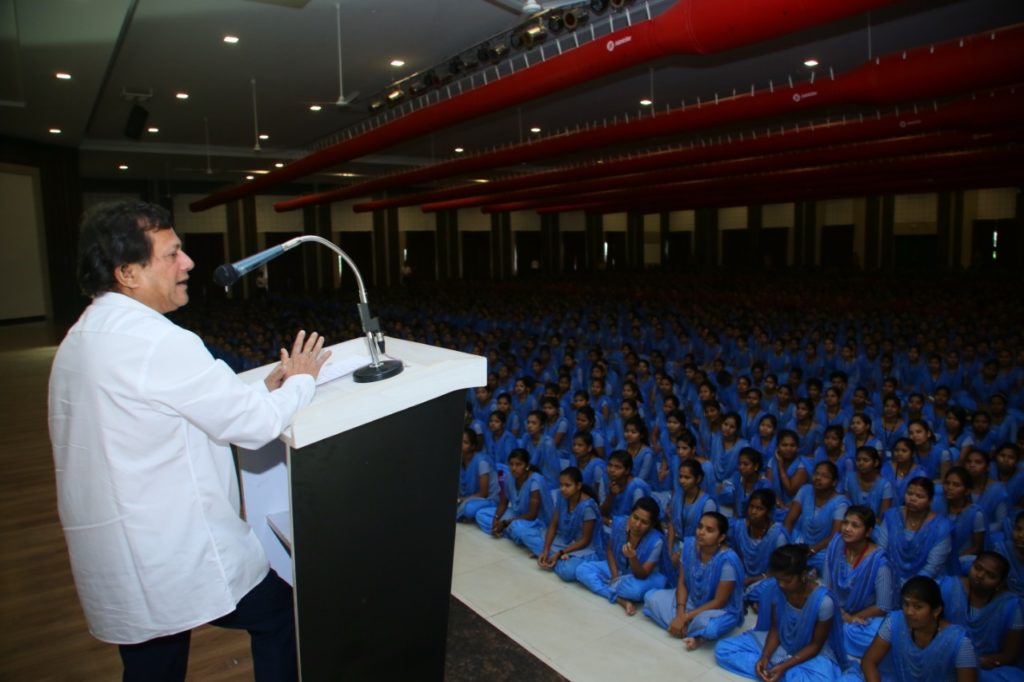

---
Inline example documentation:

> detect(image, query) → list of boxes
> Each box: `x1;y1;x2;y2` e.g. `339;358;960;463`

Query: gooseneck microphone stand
213;235;403;383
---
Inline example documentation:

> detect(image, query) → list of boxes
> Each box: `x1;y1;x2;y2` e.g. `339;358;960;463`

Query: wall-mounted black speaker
124;103;149;139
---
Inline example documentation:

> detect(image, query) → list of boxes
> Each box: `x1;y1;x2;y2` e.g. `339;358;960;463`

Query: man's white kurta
48;293;314;644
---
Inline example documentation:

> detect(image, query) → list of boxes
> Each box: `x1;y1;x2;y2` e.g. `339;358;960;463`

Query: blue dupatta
681;537;744;618
555;494;603;555
756;582;848;670
671;490;716;539
885;610;970;682
939;575;1022;656
843;472;893;518
880;508;951;583
793;486;849;546
504;471;544;516
822;534;894;614
609;515;663;574
730;520;789;577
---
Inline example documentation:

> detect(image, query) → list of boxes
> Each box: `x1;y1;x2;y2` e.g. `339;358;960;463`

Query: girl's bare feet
616;597;637;616
683;637;701;651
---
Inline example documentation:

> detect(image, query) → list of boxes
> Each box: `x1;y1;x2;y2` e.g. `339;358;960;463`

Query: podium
236;336;486;681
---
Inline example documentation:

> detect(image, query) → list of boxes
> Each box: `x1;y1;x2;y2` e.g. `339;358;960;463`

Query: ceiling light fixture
803;58;819;67
147;127;159;133
562;8;588;30
274;162;284;168
55;72;71;80
245;175;255;180
118;164;128;170
175;92;189;100
48;128;62;134
223;35;240;44
386;88;405;105
259;133;269;140
530;126;541;133
454;147;465;153
390;59;405;67
309;104;322;111
640;98;653;106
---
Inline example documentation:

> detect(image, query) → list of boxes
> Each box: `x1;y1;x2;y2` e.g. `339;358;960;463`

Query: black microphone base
353;359;404;383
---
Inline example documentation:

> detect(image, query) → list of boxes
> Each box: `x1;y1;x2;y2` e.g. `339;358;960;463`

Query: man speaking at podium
48;201;330;681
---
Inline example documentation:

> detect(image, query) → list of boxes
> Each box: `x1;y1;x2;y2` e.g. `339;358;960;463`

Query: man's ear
113;262;139;290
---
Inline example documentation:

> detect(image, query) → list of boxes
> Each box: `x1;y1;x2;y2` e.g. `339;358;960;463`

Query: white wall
0;165;48;320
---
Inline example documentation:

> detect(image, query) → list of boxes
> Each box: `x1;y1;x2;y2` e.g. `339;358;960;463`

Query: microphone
213;242;295;287
211;235;402;383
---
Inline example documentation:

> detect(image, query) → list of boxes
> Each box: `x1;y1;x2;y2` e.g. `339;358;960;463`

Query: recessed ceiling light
803;58;819;67
48;128;62;134
390;59;405;67
147;127;159;133
530;126;541;133
245;175;255;180
473;178;490;183
309;104;322;111
274;162;284;168
175;92;189;100
55;72;71;80
259;133;269;140
118;164;128;170
223;35;240;44
337;172;359;178
454;147;464;153
640;98;653;106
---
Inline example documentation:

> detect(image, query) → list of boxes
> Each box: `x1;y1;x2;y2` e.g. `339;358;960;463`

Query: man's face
124;228;193;314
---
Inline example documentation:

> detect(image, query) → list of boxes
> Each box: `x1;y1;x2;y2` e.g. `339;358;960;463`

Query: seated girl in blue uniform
990;511;1024;596
993;444;1023;509
477;448;544;539
876;477;952;593
622;415;660;492
714;543;849;681
940;552;1024;679
883;438;930;508
539;396;570;453
731;489;790;607
963;448;1010;534
710;412;749;490
457;428;500;521
520;466;602;583
843;414;884;465
767;429;812;519
853;576;978;682
600;450;652;527
788;399;824;459
576;496;666;616
662;429;715;503
665;459;720;584
785;461;850;573
752;414;779;461
814;425;853;482
606;397;640;451
879;396;909;459
518;409;562;486
571;431;609;506
820;505;897;658
644;511;745;650
484;410;519;470
908;418;950;481
721;447;772;519
572;405;606;458
936;466;986;576
844;446;894;519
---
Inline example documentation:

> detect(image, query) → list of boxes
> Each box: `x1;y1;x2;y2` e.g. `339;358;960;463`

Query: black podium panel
290;390;464;681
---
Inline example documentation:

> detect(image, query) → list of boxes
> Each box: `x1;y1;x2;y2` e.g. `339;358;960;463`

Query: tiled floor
451;523;755;682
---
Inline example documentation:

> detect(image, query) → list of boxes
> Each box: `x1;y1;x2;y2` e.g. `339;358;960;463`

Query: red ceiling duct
190;0;900;213
354;87;1024;213
276;22;1024;212
418;125;1024;212
477;146;1022;213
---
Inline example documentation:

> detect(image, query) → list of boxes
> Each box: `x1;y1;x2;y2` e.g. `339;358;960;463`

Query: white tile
452;553;569;617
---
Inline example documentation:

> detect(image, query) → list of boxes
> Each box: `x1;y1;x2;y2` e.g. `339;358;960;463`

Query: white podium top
238;336;486;449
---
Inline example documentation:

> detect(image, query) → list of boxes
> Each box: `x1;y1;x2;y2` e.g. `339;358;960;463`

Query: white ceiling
2;0;1022;195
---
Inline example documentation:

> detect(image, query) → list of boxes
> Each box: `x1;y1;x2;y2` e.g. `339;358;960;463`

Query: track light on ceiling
511;23;546;49
609;0;634;8
386;88;405;105
589;0;609;12
547;12;563;32
369;99;384;112
562;8;588;30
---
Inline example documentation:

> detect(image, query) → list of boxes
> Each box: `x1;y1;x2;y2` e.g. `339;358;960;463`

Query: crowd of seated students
175;270;1024;680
